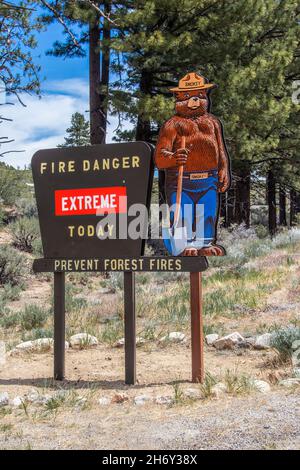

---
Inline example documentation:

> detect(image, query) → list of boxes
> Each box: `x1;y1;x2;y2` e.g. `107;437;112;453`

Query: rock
213;332;245;350
293;368;300;378
69;333;98;349
114;337;145;348
10;396;23;407
11;338;53;354
184;388;201;400
159;332;186;343
279;378;300;388
25;389;51;405
0;341;6;367
205;334;219;345
211;382;227;398
253;379;271;393
111;392;129;404
254;333;272;350
0;392;9;407
134;395;152;406
155;395;173;405
99;397;111;406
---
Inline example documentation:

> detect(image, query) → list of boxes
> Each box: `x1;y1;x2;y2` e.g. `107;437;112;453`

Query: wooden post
54;272;65;381
190;272;204;383
124;271;136;385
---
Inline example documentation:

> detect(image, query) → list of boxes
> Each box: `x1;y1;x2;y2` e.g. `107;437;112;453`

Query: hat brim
169;83;216;92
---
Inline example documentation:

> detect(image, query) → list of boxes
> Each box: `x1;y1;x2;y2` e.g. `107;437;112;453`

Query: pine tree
59;112;90;147
0;0;41;158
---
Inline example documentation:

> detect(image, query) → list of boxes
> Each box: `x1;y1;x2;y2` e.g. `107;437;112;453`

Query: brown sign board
31;142;154;259
33;256;208;273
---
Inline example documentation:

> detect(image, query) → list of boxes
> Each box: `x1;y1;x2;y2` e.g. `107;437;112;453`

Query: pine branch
82;0;117;25
39;0;81;49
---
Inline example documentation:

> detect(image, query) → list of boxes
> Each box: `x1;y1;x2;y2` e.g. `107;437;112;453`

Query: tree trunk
267;169;277;236
290;189;297;226
135;70;152;141
89;17;101;145
233;163;251;227
99;0;111;143
279;186;287;226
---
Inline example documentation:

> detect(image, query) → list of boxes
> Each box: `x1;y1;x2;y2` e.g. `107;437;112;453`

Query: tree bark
233;163;251;227
267;169;277;236
290;189;297;226
89;17;101;145
135;70;152;141
99;0;111;143
279;186;287;226
89;2;111;145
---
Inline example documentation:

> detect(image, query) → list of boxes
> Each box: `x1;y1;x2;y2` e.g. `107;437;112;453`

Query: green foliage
101;319;123;345
0;283;22;303
0;245;27;286
59;112;90;147
10;216;40;253
0;163;24;206
270;326;300;362
224;369;255;395
19;304;49;331
199;372;218;399
16;197;38;218
0;311;19;329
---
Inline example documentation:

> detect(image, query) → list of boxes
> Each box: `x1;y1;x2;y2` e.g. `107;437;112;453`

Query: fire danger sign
31;142;154;259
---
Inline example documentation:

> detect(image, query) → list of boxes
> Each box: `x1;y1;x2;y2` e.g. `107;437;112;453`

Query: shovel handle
173;136;186;228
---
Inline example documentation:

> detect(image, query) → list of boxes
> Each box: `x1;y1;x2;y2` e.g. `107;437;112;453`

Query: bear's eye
185;93;190;98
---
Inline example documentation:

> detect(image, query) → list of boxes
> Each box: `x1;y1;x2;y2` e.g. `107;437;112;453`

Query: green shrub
0;205;4;227
19;304;49;330
0;311;20;329
270;326;300;362
0;245;27;286
10;216;40;253
22;327;53;341
16;198;38;218
32;237;43;256
0;284;22;302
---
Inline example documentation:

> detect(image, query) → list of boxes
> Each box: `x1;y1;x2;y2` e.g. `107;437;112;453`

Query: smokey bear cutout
154;72;231;257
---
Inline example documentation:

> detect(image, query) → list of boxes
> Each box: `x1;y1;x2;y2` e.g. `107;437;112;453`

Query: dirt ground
0;342;299;450
0;234;299;450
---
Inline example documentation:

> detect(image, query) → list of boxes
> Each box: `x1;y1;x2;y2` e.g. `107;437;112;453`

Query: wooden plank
190;272;204;383
33;256;208;273
124;272;136;385
54;272;65;381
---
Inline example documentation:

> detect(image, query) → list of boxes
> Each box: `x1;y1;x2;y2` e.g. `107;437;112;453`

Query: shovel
162;136;188;256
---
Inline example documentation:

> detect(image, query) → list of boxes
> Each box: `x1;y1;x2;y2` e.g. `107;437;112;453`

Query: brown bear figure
154;72;231;256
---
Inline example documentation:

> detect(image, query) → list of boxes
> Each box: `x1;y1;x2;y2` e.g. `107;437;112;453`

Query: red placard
55;186;127;216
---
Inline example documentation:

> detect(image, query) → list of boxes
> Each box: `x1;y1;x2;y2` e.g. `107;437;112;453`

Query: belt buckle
190;172;208;180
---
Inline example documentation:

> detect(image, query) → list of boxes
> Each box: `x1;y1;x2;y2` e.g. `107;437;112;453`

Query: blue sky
1;13;123;168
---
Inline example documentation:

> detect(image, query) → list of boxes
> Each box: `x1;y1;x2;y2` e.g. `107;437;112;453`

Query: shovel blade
162;226;188;256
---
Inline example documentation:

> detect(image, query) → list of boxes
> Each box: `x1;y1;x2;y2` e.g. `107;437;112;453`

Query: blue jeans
164;170;219;255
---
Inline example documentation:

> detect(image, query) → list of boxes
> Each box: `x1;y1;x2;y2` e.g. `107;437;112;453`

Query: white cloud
0;78;131;168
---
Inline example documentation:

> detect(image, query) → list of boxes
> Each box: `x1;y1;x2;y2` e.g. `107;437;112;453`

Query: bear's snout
187;96;206;109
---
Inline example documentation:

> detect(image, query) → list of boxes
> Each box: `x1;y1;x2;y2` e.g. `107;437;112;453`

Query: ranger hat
169;72;216;92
